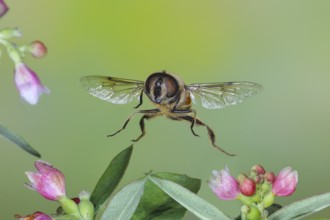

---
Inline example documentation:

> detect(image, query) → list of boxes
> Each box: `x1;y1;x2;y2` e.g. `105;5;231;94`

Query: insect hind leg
131;114;155;142
173;109;199;137
179;116;236;156
190;109;199;137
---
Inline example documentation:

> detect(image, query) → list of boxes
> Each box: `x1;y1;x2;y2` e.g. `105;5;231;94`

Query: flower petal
14;63;49;105
0;0;8;17
25;160;66;201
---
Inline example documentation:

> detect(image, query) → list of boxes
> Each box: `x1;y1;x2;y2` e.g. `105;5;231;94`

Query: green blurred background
1;1;330;219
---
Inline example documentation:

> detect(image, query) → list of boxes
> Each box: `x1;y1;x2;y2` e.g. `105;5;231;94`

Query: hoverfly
80;71;262;156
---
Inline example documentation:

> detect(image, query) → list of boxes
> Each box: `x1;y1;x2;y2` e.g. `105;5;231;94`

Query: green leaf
131;172;201;220
269;192;330;220
91;145;133;211
96;178;146;220
148;175;231;220
0;123;41;158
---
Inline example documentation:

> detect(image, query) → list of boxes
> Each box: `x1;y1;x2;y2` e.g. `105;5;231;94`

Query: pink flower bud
14;63;49;105
251;164;266;175
272;167;298;197
265;172;275;183
71;197;81;204
238;174;256;196
0;0;8;17
253;175;263;184
208;167;240;200
25;160;66;201
15;211;53;220
29;41;47;58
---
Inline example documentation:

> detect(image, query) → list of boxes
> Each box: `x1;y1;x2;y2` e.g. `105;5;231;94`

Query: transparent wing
188;81;263;109
80;75;145;104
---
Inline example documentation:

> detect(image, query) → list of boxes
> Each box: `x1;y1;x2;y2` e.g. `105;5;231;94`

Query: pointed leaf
91;145;133;211
0;123;40;158
132;172;201;220
148;175;231;220
269;192;330;220
96;178;146;220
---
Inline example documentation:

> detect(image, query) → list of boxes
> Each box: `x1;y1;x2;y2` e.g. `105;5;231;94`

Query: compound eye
145;72;180;103
164;76;179;98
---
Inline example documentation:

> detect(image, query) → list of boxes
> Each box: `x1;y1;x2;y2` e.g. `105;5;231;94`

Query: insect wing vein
80;76;144;104
188;82;262;109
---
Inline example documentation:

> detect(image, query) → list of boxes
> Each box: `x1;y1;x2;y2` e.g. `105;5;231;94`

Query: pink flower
15;211;53;220
272;167;298;197
14;63;49;105
0;0;8;17
25;160;66;201
29;41;47;58
208;167;240;200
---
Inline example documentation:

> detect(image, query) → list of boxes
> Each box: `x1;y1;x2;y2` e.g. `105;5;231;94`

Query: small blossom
14;63;49;105
25;160;66;201
71;197;81;204
208;167;240;200
15;211;53;220
265;172;275;183
272;167;298;197
29;41;47;58
251;164;266;175
253;175;263;184
0;0;8;17
238;174;256;196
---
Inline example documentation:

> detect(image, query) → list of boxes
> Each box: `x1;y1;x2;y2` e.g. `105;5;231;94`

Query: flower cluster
16;160;94;220
0;2;49;105
209;165;298;220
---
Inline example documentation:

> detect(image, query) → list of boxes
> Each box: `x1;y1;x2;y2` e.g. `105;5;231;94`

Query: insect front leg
179;115;236;156
107;111;138;137
107;109;159;139
134;91;144;109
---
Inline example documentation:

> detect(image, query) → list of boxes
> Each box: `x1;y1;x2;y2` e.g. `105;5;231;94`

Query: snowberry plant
3;1;330;220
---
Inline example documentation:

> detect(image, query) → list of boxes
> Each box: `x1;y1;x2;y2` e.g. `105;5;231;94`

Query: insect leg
179;116;236;156
107;109;159;138
190;109;198;137
172;109;199;136
203;123;236;156
134;91;144;109
131;114;156;142
107;112;137;137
